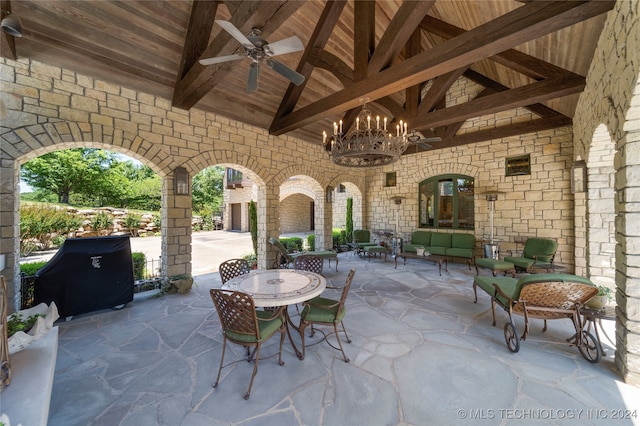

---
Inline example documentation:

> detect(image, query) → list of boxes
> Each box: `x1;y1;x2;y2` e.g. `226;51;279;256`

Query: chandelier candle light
323;99;409;167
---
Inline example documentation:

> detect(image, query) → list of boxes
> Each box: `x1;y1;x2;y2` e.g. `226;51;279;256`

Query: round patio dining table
221;269;326;358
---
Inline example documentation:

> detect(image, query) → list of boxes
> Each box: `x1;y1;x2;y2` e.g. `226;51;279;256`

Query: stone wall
0;57;363;307
280;193;313;233
572;0;640;385
364;77;576;266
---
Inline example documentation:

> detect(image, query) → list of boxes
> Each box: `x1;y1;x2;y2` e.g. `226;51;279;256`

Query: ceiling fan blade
247;62;259;92
199;54;245;66
215;20;255;49
266;59;305;86
264;36;304;57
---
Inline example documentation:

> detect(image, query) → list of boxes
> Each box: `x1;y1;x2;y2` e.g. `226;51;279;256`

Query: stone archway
587;124;616;290
0;123;170;310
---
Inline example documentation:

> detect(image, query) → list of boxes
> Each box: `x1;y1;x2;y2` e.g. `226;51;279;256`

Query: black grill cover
35;236;134;318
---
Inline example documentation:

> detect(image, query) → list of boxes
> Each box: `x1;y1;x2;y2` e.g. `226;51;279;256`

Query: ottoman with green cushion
475;258;516;277
363;245;387;262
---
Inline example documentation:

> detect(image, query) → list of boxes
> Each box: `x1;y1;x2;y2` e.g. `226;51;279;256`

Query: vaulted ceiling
1;1;614;154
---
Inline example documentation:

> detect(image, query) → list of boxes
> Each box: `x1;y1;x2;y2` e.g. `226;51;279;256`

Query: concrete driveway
129;230;254;276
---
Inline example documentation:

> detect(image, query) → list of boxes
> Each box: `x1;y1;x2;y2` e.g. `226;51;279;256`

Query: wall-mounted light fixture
325;186;334;203
174;166;189;195
571;160;587;193
1;12;23;37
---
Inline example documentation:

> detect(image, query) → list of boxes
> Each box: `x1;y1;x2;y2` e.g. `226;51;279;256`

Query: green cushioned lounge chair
503;237;558;273
472;273;600;362
269;237;338;271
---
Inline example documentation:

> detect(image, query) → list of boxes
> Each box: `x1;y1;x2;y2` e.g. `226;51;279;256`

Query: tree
21;149;119;204
192;166;224;213
249;200;258;256
346;197;353;243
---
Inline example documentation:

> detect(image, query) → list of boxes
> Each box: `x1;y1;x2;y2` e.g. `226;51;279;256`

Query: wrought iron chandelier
322;99;408;167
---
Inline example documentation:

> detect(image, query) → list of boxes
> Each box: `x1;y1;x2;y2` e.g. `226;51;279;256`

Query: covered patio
48;253;639;425
1;3;639;420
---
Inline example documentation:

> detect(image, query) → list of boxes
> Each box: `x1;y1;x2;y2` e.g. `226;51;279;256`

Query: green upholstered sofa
503;237;558;273
403;230;476;269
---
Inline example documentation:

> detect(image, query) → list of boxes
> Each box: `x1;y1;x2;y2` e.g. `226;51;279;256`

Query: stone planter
586;295;608;310
167;277;194;294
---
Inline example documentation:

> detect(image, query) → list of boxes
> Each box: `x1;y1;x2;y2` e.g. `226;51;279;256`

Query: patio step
2;327;58;426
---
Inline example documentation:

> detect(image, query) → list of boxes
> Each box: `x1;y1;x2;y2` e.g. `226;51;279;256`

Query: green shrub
332;228;347;249
307;234;315;251
20;261;48;276
132;252;146;280
125;214;142;236
91;211;112;234
20;204;74;252
280;237;303;252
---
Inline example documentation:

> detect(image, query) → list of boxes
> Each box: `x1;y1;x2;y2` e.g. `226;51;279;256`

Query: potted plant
242;253;258;269
586;285;613;309
166;274;194;294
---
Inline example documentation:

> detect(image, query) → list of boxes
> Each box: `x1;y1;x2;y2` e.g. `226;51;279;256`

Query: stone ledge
1;327;58;426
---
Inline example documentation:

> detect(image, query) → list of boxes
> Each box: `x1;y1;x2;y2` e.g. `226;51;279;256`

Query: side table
580;305;616;355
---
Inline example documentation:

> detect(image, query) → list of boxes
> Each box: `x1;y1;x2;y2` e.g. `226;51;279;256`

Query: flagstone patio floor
48;251;640;425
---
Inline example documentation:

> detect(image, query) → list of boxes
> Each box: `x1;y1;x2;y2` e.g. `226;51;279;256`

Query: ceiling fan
407;130;441;150
199;20;305;92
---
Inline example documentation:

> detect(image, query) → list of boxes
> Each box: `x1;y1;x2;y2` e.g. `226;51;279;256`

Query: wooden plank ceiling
3;0;614;154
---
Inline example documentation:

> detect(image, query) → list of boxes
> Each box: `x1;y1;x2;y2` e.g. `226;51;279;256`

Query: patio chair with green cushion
352;230;377;255
209;289;286;400
503;237;558;273
472;273;601;362
268;237;339;271
219;258;251;284
299;268;356;363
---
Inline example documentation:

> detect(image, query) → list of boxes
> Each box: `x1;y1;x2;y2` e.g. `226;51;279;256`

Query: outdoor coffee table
394;251;448;275
579;305;616;356
222;269;326;359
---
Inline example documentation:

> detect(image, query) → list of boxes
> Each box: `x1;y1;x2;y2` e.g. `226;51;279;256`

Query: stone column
262;183;280;269
573;192;587;277
0;159;20;313
319;189;332;250
615;139;640;385
161;172;192;278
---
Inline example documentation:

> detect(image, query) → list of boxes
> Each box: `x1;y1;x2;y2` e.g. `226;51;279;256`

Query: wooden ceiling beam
417;68;468;115
463;69;565;118
271;1;347;125
420;15;584;81
176;0;219;81
173;0;302;110
307;48;353;86
405;28;423;119
429;114;572;150
367;0;436;75
271;0;613;135
410;75;584;130
325;0;437;136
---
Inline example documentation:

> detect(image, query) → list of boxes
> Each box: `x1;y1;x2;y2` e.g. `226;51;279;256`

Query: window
418;175;474;229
